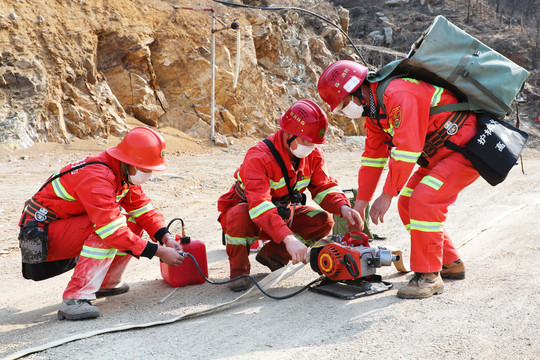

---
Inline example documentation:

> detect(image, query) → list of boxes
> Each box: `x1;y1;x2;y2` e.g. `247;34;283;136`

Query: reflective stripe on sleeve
128;203;154;218
420;175;444;191
313;186;342;205
249;201;276;219
225;234;259;246
431;85;444;107
390;149;421;163
95;217;127;239
361;157;388;168
410;219;443;233
116;189;129;203
404;223;411;234
401;187;414;197
80;245;117;260
51;172;76;201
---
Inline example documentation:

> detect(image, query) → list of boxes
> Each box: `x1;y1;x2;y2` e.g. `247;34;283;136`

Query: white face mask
341;101;364;119
129;169;152;185
291;142;315;158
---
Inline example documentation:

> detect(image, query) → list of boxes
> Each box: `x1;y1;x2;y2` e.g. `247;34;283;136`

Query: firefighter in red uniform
18;127;185;320
217;99;363;291
318;61;479;299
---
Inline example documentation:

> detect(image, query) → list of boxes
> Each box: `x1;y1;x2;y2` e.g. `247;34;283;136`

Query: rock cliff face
0;0;359;149
1;0;537;149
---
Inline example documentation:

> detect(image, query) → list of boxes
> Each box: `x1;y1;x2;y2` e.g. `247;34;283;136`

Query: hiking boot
96;282;130;298
255;251;287;272
441;259;466;279
57;299;100;320
397;272;444;299
228;277;252;292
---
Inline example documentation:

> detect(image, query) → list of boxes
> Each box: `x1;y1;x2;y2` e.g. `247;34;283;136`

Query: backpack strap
422;111;469;157
38;161;111;192
262;139;296;200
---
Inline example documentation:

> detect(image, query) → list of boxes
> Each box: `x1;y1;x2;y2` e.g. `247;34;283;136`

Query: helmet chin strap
286;135;297;147
350;88;368;113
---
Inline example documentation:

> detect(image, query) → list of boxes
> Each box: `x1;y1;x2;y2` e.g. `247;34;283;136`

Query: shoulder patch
389;106;402;128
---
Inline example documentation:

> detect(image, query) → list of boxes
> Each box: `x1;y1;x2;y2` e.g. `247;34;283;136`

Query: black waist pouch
18;221;48;264
19;221;78;281
446;113;529;186
22;258;79;281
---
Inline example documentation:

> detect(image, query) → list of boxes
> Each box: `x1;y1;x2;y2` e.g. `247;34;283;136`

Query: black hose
181;252;320;300
212;0;368;66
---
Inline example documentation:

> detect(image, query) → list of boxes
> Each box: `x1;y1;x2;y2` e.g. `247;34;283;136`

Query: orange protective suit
358;78;480;272
19;151;169;299
217;130;350;278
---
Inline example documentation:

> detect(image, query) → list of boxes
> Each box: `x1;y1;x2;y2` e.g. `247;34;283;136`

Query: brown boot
441;259;466;279
255;248;288;272
228;277;252;292
397;272;444;299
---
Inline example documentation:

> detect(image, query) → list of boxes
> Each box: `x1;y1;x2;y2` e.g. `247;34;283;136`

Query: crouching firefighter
318;60;480;299
17;127;185;320
217;99;363;292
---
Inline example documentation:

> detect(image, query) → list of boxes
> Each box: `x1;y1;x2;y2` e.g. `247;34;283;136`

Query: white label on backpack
343;76;361;93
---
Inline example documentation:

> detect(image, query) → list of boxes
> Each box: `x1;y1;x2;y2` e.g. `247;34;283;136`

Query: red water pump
160;218;208;287
310;231;399;281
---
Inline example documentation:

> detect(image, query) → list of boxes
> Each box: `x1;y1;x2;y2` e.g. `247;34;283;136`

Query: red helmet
318;60;368;111
278;99;328;144
107;127;168;171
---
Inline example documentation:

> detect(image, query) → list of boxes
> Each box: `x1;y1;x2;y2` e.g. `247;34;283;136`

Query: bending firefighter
217;99;363;291
18;127;185;320
318;60;479;299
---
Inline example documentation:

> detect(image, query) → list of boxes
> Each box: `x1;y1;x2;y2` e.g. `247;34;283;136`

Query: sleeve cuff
140;242;159;259
153;227;170;245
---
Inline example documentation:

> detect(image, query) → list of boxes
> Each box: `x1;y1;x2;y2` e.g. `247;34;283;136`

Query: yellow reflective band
431;85;444;107
361;157;388;168
403;78;420;84
383;124;395;137
51;172;76;201
225;234;259;246
95;217;127;239
249;201;275;219
401;187;414;197
116;188;129;203
306;209;324;218
116;251;128;256
314;186;341;205
420;175;444;191
269;177;286;191
128;203;154;218
295;177;311;191
236;173;245;190
410;219;444;233
404;223;411;234
80;245;117;260
391;149;421;163
127;216;136;224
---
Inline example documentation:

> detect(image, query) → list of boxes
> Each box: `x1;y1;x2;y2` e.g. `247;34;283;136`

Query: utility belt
417;111;469;167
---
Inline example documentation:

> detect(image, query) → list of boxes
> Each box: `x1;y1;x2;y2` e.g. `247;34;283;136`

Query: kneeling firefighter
18;127;185;320
217;99;363;292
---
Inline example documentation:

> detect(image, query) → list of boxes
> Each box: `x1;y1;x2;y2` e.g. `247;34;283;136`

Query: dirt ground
0;126;539;359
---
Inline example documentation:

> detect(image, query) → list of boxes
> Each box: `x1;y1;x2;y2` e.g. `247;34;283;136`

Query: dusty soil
1;126;539;359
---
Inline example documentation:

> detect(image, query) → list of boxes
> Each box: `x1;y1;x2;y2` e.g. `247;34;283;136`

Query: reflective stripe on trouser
220;203;333;278
397;152;479;273
45;214;142;299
